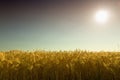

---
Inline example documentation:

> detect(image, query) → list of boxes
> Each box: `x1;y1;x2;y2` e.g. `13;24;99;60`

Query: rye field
0;50;120;80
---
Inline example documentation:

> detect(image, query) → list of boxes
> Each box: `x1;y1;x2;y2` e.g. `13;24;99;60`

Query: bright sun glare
95;10;110;24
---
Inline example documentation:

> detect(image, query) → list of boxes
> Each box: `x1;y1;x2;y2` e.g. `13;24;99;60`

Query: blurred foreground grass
0;50;120;80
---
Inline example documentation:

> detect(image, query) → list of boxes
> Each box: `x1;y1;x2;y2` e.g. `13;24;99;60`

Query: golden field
0;50;120;80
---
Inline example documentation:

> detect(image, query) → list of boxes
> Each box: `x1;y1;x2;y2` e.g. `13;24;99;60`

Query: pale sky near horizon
0;0;120;51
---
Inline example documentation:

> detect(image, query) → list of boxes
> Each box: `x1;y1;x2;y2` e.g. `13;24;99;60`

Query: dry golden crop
0;50;120;80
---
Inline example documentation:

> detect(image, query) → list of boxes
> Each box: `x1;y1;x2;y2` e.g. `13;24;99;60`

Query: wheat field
0;50;120;80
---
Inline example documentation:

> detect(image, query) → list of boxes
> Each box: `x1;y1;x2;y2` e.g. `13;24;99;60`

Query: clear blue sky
0;0;120;51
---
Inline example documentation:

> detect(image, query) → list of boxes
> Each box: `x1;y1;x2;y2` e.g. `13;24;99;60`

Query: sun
95;10;110;24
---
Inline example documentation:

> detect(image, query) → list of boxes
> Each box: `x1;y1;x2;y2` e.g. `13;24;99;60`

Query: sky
0;0;120;51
